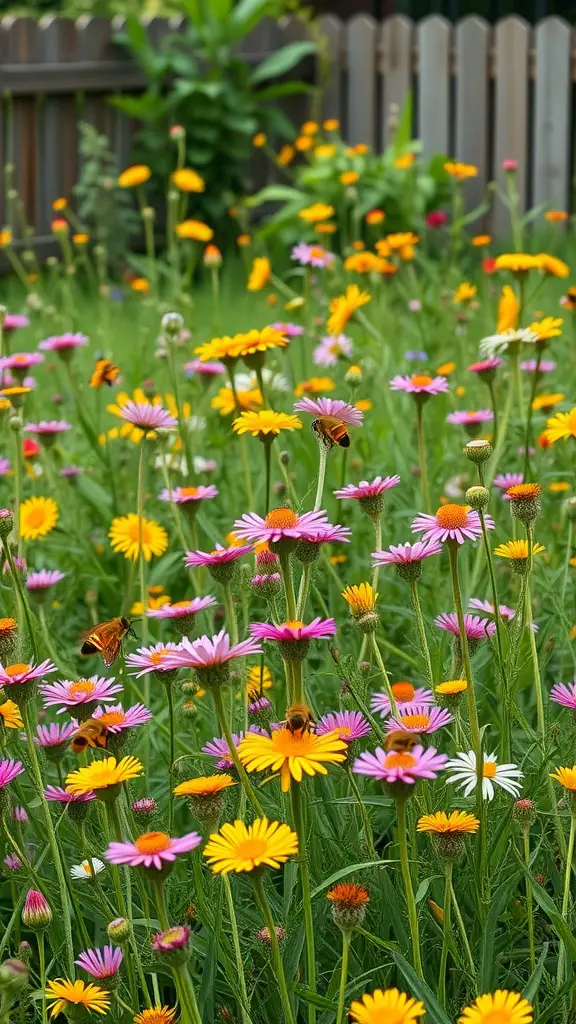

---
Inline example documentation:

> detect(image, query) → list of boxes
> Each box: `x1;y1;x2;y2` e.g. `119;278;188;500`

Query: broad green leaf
390;951;452;1024
479;872;521;990
230;0;270;26
251;41;317;84
522;943;548;1002
257;80;316;101
355;927;399;952
528;872;576;962
290;984;338;1010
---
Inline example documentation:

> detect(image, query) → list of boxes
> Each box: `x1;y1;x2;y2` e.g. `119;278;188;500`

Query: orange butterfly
80;616;136;666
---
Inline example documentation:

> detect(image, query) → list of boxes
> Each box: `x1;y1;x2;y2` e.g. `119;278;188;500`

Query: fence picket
37;17;79;235
347;14;377;148
76;16;118;140
493;16;530;236
318;15;344;125
417;15;451;159
2;18;39;235
455;16;490;210
533;17;571;215
381;16;413;148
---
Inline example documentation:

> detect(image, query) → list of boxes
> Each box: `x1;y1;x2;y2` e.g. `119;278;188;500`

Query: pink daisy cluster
291;242;334;268
26;569;65;591
353;745;447;785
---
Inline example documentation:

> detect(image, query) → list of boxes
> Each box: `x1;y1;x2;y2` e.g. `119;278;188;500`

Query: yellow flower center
481;1012;513;1024
128;521;152;544
0;618;17;633
369;1011;410;1024
236;838;268;860
337;726;352;737
410;374;432;386
265;507;299;529
98;711;125;727
436;504;469;529
483;762;497;778
171;601;192;610
179;487;199;498
385;752;417;769
392;682;415;702
284;620;304;630
26;507;48;529
69;680;96;698
399;714;429;729
134;831;172;854
150;650;169;664
83;862;94;876
5;663;30;677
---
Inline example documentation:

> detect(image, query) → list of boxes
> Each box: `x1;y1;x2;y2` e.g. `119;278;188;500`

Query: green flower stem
166;340;194;485
136;439;150;771
279;553;297;622
152;876;170;930
295;562;313;620
37;932;47;1024
11;415;22;556
335;928;351;1024
409;581;433;684
438;861;452;1007
523;828;536;975
2;540;38;661
487;380;499;447
211;267;221;334
346;764;376;858
371;516;382;593
511;344;525;430
369;633;399;717
395;794;423;978
557;802;576;989
223;874;252;1024
166;679;175;834
251;873;295;1024
506;173;523;252
447;542;482;794
21;702;74;976
477;508;509;758
240;436;255;510
290;784;316;1024
314;443;328;512
561;519;574;607
153;878;203;1024
276;448;300;507
525;580;545;741
222;581;239;647
415;403;431;514
173;964;203;1024
211;686;263;816
263;436;273;515
38;604;71;676
449;878;476;979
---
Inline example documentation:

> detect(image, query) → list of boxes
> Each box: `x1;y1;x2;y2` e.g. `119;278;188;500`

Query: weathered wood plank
455;16;490;209
493;16;530;235
417;15;451;159
37;17;79;235
0;18;39;235
533;17;571;214
318;15;344;125
346;14;377;148
381;15;413;147
76;17;117;142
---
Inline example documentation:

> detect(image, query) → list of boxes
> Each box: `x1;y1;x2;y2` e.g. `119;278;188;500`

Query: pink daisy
4;315;30;332
93;703;152;733
75;946;123;979
203;727;265;769
521;359;556;373
412;505;494;545
353;745;447;784
40;675;123;712
147;596;217;619
390;373;449;396
152;926;190;952
0;458;11;475
60;466;83;478
371;685;434;718
159;485;218;503
316;710;371;741
372;539;443;566
446;410;493;426
34;722;78;748
469;598;516;621
250;619;336;645
184;359;226;376
185;544;252;568
0;352;43;371
125;642;181;678
493;472;523;497
296;525;351;549
291;243;334;268
0;760;25;788
119;401;177;431
271;322;304;337
105;830;201;870
435;613;496;639
23;421;72;436
0;660;57;687
293;396;363;426
233;508;332;545
385;704;453;734
334;476;401;500
467;358;503;376
26;569;65;590
161;630;262;671
38;332;89;353
550;683;576;710
314;334;353;367
44;786;96;803
4;854;22;870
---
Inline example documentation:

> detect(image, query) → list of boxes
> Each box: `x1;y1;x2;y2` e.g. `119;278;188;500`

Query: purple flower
468;358;504;376
233;508;332;544
147;596;217;619
185;544;252;568
521;359;556;373
161;630;262;671
446;409;493;426
405;348;427;358
271;322;304;337
119;401;177;431
249;618;337;643
34;722;77;748
316;710;371;741
291;242;334;268
75;945;123;979
249;697;272;714
38;332;89;352
550;682;576;710
493;472;524;498
60;466;82;478
3;315;30;332
435;612;496;639
372;539;442;566
4;854;22;870
385;704;453;734
0;760;24;788
353;745;447;784
93;703;152;733
0;660;56;687
44;786;96;803
334;476;400;500
184;359;226;376
105;831;201;870
26;569;65;590
314;334;353;367
152;926;190;952
23;420;71;436
412;506;494;545
371;686;434;718
390;374;448;396
0;458;11;476
0;351;41;371
125;642;181;678
469;598;516;621
12;807;27;823
40;675;123;712
293;396;363;426
159;485;218;504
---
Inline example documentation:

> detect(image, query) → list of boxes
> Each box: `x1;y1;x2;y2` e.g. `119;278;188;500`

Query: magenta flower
521;359;556;373
93;703;152;733
372;538;443;567
185;544;252;568
293;396;363;426
371;686;434;718
119;401;177;431
550;683;576;710
353;745;447;784
435;612;496;639
412;505;494;545
125;642;181;678
493;472;523;497
38;332;89;352
152;926;190;952
386;705;453;734
23;420;71;436
446;409;493;426
26;569;65;590
12;807;27;823
44;786;96;803
250;618;336;643
60;466;83;478
249;696;272;714
147;596;217;619
0;459;11;476
291;243;334;268
467;358;503;376
203;727;265;769
390;374;449;396
184;359;226;376
105;831;201;870
271;322;304;337
233;508;332;544
316;710;371;741
334;475;400;500
76;946;123;979
159;485;218;504
0;660;56;687
314;334;353;367
34;722;77;748
40;675;123;712
161;630;262;671
4;854;22;870
298;525;351;546
0;760;24;788
4;315;30;332
469;598;516;621
22;889;52;928
0;351;42;371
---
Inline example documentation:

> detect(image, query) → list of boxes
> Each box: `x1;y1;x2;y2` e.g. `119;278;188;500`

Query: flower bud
327;883;369;931
131;797;158;829
0;510;13;540
22;890;52;930
566;496;576;522
161;312;184;337
507;483;542;524
513;798;537;829
0;959;28;990
107;917;132;944
257;925;286;944
279;450;290;466
17;942;32;966
294;540;320;565
464;439;492;465
151;925;190;966
250;573;283;600
465;485;490;511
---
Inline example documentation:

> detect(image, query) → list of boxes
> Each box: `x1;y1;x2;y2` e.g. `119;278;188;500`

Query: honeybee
284;703;315;735
312;416;350;450
384;730;417;754
70;718;109;754
80;616;136;666
89;358;120;389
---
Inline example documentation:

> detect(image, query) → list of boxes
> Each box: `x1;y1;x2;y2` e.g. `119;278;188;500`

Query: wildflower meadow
0;125;576;1024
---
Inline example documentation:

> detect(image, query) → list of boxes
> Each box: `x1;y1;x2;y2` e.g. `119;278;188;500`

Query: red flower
22;439;40;458
426;211;448;228
483;257;497;275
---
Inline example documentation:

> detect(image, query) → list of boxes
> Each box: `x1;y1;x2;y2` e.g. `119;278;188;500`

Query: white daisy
70;857;105;880
234;369;290;393
479;328;538;358
445;750;523;801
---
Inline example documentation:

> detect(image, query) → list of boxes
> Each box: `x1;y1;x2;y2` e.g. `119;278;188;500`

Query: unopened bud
464;439;492;465
507;483;542;524
566;496;576;522
0;959;28;990
161;312;184;337
0;509;13;539
465;485;490;511
513;798;537;829
107;917;132;944
21;889;52;930
279;450;290;466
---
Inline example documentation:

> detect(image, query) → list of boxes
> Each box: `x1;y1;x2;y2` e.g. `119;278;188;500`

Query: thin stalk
369;633;399;717
211;686;263;815
523;828;536;975
335;929;351;1024
415;403;431;514
525;580;545;741
395;795;423;978
296;561;313;620
447;543;482;783
371;516;382;593
263;437;273;515
556;804;576;989
252;873;295;1024
409;581;433;684
487;380;499;447
511;344;525;430
240;437;254;509
2;541;38;660
222;582;239;647
438;862;452;1007
166;679;175;834
449;878;476;978
523;349;542;478
174;964;203;1024
346;764;377;857
290;784;316;1024
11;415;22;556
314;443;328;512
279;553;297;621
561;519;573;608
37;933;47;1024
477;508;509;758
223;874;252;1024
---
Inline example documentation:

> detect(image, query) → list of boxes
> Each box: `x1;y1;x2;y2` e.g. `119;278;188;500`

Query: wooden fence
0;12;574;246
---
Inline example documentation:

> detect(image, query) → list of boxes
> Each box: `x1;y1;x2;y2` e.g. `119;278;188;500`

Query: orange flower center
337;726;352;737
13;355;27;364
69;680;96;698
392;682;415;702
134;831;172;854
435;504;468;529
82;862;94;876
150;650;169;664
410;374;432;387
0;618;17;633
26;507;48;529
5;663;30;677
179;487;199;498
274;730;315;754
385;752;416;769
483;762;497;778
98;711;125;727
309;247;325;260
236;838;267;860
481;1012;511;1024
399;714;429;729
264;507;299;530
171;601;192;610
284;620;304;630
506;483;541;500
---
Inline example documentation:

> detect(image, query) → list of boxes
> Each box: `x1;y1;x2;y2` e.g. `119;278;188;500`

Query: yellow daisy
458;990;533;1024
171;168;204;193
238;727;346;792
176;219;213;242
494;253;542;275
526;316;563;340
494;539;545;560
134;1008;176;1024
109;514;168;562
532;392;564;412
453;282;477;304
543;408;576;444
232;410;302;437
298;203;335;223
342;583;377;615
444;161;477;179
46;978;111;1017
20;497;59;540
537;253;569;278
295;376;335;397
174;774;236;797
327;284;371;335
497;285;519;332
247;257;271;292
435;680;467;696
417;811;479;833
0;698;23;729
232;326;288;359
203;817;298;874
117;165;151;189
550;765;576;791
350;987;425;1024
247;664;273;699
211;386;262;417
65;755;143;796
